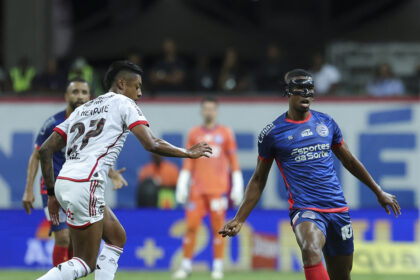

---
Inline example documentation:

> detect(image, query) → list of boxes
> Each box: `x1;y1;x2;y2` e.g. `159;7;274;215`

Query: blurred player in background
219;69;401;280
22;78;127;267
37;61;212;280
174;96;244;279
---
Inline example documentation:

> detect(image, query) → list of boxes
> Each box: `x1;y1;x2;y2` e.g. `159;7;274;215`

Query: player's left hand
47;195;60;226
377;190;401;217
109;167;128;190
218;218;243;237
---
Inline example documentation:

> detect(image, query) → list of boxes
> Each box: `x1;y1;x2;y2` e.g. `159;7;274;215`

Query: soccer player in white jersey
37;61;212;280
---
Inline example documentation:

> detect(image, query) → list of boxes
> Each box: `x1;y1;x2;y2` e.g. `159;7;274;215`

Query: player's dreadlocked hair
103;60;144;90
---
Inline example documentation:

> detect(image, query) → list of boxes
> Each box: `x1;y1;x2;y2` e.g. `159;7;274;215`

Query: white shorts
55;179;105;228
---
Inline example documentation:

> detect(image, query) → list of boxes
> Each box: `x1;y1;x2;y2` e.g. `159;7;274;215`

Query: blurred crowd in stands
1;38;419;97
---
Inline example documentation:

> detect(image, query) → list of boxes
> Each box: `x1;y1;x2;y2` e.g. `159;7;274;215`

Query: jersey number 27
67;118;106;157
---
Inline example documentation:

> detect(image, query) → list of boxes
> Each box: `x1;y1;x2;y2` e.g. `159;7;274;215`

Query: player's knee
54;229;70;247
118;226;127;247
301;242;322;264
186;219;200;232
186;224;199;237
108;226;127;248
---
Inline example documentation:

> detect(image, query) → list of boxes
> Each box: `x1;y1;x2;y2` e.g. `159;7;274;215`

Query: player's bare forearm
234;158;272;222
235;180;263;222
39;132;66;191
219;158;272;237
149;137;191;157
25;149;40;192
132;124;212;158
333;141;382;195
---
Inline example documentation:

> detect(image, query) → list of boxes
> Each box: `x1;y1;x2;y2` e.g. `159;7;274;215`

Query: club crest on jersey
301;129;313;138
316;123;329;137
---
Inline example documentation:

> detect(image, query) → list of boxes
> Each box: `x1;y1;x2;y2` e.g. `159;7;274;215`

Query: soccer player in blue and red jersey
22;78;127;267
219;69;401;280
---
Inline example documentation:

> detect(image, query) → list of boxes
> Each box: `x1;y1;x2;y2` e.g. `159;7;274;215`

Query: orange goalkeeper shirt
183;125;240;195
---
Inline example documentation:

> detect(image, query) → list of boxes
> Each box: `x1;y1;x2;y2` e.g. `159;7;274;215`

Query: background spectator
126;50;143;66
366;62;405;97
9;57;36;93
33;58;66;94
137;153;179;209
310;53;341;96
149;38;186;92
193;53;215;91
68;57;103;95
217;47;251;92
257;43;288;92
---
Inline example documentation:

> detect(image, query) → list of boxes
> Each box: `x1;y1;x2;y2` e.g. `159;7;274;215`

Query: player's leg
292;210;330;280
38;179;105;280
67;235;73;259
324;254;353;280
70;221;104;270
43;194;71;266
38;219;103;280
95;206;126;280
173;193;205;279
52;228;70;265
208;195;228;279
323;212;354;280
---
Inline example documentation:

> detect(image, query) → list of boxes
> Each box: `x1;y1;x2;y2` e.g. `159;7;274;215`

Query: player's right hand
218;218;243;238
187;142;212;159
22;191;35;214
47;195;60;226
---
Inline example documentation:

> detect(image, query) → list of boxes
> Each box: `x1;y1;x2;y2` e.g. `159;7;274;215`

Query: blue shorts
42;194;68;234
290;209;354;256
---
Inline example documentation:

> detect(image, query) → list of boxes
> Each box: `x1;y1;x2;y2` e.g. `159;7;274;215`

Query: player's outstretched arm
131;124;212;158
39;132;67;225
219;157;273;237
333;140;401;217
22;148;40;214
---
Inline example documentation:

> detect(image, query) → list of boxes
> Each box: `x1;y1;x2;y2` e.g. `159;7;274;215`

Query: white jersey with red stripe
54;92;148;182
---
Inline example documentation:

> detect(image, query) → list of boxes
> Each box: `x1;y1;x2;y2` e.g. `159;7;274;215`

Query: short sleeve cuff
129;120;149;130
258;155;273;162
53;127;67;142
331;138;344;149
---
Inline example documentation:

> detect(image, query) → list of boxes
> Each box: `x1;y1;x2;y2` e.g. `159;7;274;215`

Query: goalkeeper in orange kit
174;96;244;279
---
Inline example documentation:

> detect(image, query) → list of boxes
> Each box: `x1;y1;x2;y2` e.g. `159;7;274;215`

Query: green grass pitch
1;270;419;280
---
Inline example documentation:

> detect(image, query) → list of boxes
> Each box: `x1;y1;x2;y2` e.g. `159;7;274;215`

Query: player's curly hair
103;60;144;90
